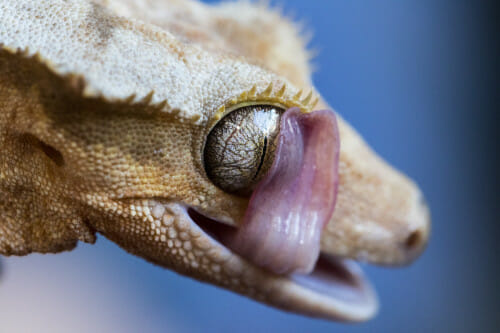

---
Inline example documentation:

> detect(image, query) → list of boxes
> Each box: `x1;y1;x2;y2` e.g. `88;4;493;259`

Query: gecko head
31;78;427;322
2;55;429;321
0;0;428;321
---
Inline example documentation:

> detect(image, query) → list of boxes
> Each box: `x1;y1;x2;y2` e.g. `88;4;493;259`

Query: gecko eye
204;105;285;196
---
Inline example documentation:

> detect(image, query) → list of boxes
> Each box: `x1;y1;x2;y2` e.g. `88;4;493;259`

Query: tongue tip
229;220;322;275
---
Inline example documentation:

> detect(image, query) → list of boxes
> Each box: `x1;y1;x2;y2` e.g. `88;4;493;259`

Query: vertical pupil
253;136;268;180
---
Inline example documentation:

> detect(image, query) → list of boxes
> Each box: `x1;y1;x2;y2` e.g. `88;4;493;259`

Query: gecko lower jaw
185;207;378;321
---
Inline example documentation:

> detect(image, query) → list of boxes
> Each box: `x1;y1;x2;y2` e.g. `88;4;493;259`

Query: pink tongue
225;107;340;275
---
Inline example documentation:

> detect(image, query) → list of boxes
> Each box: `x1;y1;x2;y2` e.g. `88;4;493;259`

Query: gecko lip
187;207;378;321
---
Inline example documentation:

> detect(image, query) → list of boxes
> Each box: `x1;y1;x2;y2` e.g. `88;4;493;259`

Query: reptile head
0;0;430;321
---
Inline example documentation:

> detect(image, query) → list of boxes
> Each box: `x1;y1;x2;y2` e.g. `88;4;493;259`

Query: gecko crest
212;82;319;125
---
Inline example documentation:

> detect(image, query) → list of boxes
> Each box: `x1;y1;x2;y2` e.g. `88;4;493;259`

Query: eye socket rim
202;103;286;196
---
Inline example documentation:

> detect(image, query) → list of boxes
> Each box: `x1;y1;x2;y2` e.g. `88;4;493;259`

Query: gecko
0;0;430;322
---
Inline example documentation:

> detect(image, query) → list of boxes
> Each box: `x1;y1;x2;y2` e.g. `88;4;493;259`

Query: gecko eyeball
204;105;285;196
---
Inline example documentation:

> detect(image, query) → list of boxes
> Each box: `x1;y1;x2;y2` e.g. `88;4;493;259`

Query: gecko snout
313;111;432;267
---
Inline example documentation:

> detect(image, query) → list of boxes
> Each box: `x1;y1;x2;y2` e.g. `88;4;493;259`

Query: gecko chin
186;207;378;322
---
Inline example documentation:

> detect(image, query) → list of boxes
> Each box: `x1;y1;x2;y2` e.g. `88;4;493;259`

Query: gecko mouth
185;108;377;320
187;207;377;321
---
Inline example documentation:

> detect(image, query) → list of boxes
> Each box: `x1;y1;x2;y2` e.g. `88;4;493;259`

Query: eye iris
204;105;284;196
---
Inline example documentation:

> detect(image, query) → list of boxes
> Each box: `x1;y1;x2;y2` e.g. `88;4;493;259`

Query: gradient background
1;1;498;332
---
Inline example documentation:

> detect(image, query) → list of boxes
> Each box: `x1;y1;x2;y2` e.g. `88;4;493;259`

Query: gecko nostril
405;230;422;251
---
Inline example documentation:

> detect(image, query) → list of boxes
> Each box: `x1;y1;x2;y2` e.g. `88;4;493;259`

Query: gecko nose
402;192;430;261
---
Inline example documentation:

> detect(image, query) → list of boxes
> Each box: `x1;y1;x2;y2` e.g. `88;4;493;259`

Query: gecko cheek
222;108;340;275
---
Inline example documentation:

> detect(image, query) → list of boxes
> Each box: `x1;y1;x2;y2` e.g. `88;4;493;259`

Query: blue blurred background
1;1;498;332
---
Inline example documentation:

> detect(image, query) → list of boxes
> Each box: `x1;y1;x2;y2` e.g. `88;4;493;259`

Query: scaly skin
0;0;430;321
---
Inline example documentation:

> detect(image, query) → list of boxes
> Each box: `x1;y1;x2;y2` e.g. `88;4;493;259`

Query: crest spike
310;96;320;109
301;91;313;106
249;85;257;97
293;89;303;101
277;84;286;97
262;82;273;97
124;94;136;104
156;100;168;110
239;91;249;100
33;52;41;61
142;91;155;104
